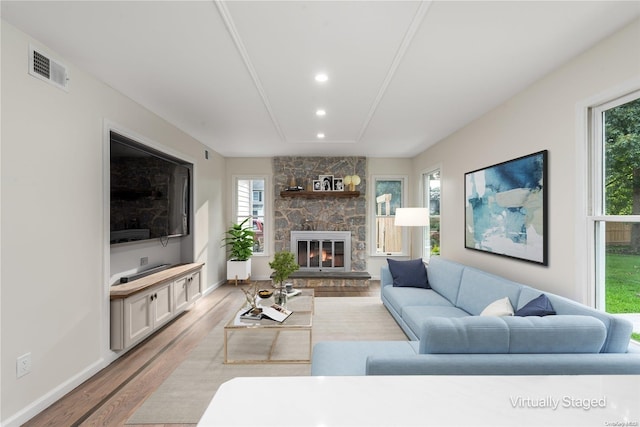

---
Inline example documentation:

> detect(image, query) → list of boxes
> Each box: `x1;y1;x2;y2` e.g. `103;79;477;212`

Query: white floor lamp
394;207;429;258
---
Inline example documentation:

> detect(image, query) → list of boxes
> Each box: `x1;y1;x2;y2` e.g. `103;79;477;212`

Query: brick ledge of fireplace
270;271;371;288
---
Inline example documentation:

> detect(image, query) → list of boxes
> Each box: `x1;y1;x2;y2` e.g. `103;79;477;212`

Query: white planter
227;259;251;281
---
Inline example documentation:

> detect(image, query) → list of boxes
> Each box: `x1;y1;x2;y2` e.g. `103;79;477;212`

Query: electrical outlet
140;257;148;266
17;353;31;378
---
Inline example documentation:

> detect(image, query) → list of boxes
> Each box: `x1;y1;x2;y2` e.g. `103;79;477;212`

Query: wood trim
280;190;360;199
110;263;204;299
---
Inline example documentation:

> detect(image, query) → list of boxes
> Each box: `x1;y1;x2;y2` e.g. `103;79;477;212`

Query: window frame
420;166;441;261
232;175;269;257
587;90;640;310
370;175;408;256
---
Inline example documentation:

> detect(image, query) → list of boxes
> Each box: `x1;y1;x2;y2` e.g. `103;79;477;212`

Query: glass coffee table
224;289;314;364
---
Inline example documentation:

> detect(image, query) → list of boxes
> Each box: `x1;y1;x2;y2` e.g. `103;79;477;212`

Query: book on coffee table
262;304;293;322
240;304;292;323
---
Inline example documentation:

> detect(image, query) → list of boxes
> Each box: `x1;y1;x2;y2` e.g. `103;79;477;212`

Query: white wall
0;21;227;425
412;18;640;303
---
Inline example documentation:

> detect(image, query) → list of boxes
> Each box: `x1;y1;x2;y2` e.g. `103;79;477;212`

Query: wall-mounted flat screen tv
110;131;191;244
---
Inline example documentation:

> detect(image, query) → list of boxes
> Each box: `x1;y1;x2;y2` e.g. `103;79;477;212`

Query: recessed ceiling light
315;73;328;83
317;133;325;139
316;109;326;117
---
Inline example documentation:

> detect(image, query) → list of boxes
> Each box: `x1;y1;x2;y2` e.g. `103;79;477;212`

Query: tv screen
110;131;191;244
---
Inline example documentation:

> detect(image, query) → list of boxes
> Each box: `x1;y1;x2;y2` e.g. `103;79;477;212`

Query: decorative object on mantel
319;175;334;191
333;177;344;191
269;251;300;306
343;174;361;191
285;176;303;191
223;217;255;284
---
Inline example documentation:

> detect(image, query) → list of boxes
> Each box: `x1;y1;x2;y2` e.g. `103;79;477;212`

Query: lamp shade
394;208;429;226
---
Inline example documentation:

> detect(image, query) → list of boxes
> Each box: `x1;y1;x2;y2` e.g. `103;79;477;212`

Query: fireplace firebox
290;231;351;272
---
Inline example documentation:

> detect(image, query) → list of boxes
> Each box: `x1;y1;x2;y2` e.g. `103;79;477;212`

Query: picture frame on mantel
319;175;333;191
464;150;548;265
333;178;344;191
313;180;322;191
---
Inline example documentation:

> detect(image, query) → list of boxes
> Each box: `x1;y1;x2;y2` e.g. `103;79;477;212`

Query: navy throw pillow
387;258;429;288
515;294;556;317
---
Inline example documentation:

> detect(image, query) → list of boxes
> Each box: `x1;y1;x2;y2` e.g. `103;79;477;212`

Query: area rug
126;296;406;424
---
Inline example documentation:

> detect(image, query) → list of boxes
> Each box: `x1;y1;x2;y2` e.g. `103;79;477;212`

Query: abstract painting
465;150;548;265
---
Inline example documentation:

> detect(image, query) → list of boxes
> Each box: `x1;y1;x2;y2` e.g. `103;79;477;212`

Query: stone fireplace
273;156;368;287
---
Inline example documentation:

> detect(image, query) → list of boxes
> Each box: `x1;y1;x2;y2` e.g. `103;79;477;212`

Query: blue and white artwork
465;151;547;265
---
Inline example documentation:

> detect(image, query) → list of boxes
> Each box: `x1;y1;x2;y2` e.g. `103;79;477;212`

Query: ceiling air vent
28;45;69;91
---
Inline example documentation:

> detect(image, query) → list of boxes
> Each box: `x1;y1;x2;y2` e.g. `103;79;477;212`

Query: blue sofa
311;256;640;376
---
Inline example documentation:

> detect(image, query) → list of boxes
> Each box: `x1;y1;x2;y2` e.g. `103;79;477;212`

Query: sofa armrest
380;265;393;288
417;315;607;354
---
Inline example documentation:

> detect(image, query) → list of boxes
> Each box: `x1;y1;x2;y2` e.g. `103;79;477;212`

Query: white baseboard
1;358;108;427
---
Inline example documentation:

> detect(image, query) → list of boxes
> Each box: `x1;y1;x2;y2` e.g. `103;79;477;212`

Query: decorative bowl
258;289;273;299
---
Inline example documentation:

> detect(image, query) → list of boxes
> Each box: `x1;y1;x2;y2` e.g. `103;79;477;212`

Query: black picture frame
464;150;548;265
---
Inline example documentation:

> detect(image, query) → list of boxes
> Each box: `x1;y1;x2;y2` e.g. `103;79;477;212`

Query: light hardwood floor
23;282;379;427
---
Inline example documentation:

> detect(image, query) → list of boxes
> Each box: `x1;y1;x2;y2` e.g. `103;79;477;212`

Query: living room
2;1;640;426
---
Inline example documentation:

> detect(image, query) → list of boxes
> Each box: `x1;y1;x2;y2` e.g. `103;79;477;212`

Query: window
422;168;441;260
373;176;406;255
589;91;640;341
235;177;266;255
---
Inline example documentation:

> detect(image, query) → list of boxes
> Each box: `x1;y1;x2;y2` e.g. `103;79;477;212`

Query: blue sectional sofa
311;256;640;376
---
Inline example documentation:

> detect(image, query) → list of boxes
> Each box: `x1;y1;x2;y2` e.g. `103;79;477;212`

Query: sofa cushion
480;297;514;316
382;286;454;319
517;286;632;353
455;267;523;315
425;256;465;304
416;316;607;354
402;305;470;336
311;341;417;376
501;316;606;353
366;353;640;376
418;317;509;354
515;293;556;317
387;258;429;288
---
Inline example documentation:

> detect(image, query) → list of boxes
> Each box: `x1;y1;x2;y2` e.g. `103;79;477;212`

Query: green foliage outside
605;98;640;252
375;179;402;215
604;99;640;342
606;252;640;342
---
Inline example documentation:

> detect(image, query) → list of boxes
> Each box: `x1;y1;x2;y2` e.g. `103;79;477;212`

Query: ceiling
2;1;639;158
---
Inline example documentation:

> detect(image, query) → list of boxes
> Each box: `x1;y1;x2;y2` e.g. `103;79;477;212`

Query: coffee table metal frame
223;289;314;364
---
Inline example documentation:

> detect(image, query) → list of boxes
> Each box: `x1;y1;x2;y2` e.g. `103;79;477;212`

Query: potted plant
223;217;255;283
269;251;300;305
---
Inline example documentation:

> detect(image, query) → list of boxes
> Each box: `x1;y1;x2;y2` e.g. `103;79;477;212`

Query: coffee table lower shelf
223;328;313;364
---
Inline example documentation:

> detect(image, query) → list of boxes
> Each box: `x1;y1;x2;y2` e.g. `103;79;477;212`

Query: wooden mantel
280;190;360;199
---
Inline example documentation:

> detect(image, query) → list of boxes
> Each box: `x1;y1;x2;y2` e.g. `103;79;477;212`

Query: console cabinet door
174;275;190;313
153;281;174;328
187;271;202;304
124;291;153;349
